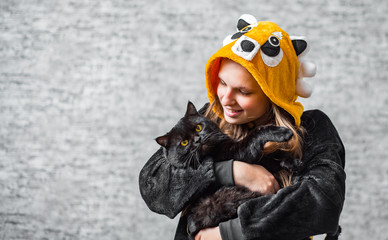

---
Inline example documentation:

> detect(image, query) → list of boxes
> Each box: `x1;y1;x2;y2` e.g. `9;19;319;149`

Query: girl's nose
221;88;235;106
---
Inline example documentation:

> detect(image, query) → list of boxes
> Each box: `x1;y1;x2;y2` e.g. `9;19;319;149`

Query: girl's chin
224;115;249;125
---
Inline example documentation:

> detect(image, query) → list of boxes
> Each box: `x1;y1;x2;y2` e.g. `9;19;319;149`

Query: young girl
139;15;345;240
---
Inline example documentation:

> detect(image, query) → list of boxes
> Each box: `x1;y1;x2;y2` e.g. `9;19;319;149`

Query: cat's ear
185;101;199;117
155;134;169;148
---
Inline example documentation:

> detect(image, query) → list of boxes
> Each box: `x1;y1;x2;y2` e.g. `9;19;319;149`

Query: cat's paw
259;125;293;143
276;126;294;142
187;216;201;239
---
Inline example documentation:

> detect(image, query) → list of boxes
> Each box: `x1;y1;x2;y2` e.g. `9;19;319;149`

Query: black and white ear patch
231;31;284;67
223;26;255;46
260;33;283;67
223;14;258;46
231;35;260;61
237;14;257;31
261;35;281;56
291;38;308;56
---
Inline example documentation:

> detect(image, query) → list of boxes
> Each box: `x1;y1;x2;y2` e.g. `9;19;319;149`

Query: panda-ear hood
205;15;316;127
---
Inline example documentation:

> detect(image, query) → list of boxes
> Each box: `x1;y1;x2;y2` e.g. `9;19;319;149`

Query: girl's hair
205;98;305;187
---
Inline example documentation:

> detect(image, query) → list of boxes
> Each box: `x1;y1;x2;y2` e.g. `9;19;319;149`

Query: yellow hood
205;15;314;127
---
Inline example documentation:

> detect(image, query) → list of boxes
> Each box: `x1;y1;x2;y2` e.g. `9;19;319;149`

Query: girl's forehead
218;60;260;89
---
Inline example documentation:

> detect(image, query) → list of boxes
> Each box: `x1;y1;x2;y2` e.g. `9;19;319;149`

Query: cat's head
155;101;224;169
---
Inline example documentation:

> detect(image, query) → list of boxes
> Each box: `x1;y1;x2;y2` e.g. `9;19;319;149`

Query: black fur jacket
139;108;346;240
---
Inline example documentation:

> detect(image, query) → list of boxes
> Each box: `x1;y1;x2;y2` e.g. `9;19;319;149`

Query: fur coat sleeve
139;148;216;219
230;110;346;240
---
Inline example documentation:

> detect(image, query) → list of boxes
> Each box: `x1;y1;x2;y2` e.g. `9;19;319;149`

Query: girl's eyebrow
237;86;253;92
218;77;254;91
238;86;250;90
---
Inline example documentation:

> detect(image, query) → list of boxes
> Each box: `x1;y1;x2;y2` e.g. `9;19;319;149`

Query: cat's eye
195;124;202;132
180;140;189;146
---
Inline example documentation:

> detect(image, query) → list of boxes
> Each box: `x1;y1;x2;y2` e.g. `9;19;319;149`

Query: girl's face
217;59;270;125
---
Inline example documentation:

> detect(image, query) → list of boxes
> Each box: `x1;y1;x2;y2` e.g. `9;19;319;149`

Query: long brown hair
205;98;305;187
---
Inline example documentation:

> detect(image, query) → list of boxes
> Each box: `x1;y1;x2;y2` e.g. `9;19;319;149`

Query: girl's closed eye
239;89;251;95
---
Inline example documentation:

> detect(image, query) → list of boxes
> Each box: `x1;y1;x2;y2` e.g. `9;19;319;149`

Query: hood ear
237;14;257;31
185;101;198;117
290;36;308;56
155;134;169;148
223;14;258;46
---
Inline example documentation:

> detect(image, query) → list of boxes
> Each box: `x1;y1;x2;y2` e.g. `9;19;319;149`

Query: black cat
156;101;294;170
156;101;299;238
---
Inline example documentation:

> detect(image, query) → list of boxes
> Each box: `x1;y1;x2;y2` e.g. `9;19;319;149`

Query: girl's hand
233;161;280;194
195;227;222;240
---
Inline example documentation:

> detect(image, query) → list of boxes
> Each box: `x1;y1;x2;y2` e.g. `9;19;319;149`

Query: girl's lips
224;108;243;118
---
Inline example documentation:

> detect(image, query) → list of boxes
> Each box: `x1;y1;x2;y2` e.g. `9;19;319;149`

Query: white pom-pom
296;78;313;98
301;61;316;78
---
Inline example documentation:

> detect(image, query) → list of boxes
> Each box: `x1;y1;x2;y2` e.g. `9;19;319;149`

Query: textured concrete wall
1;0;387;239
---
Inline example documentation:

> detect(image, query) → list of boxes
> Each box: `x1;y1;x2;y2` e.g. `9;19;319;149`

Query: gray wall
1;0;387;239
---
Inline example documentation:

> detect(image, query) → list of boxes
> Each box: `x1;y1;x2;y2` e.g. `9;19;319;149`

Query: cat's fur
156;102;296;170
156;102;297;238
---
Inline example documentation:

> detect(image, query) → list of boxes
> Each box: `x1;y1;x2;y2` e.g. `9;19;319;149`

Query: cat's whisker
186;152;196;168
190;156;195;168
202;135;211;142
187;155;193;168
194;153;200;169
195;154;201;169
192;152;198;169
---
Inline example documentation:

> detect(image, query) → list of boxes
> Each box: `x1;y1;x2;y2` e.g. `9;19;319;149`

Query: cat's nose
194;136;200;143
